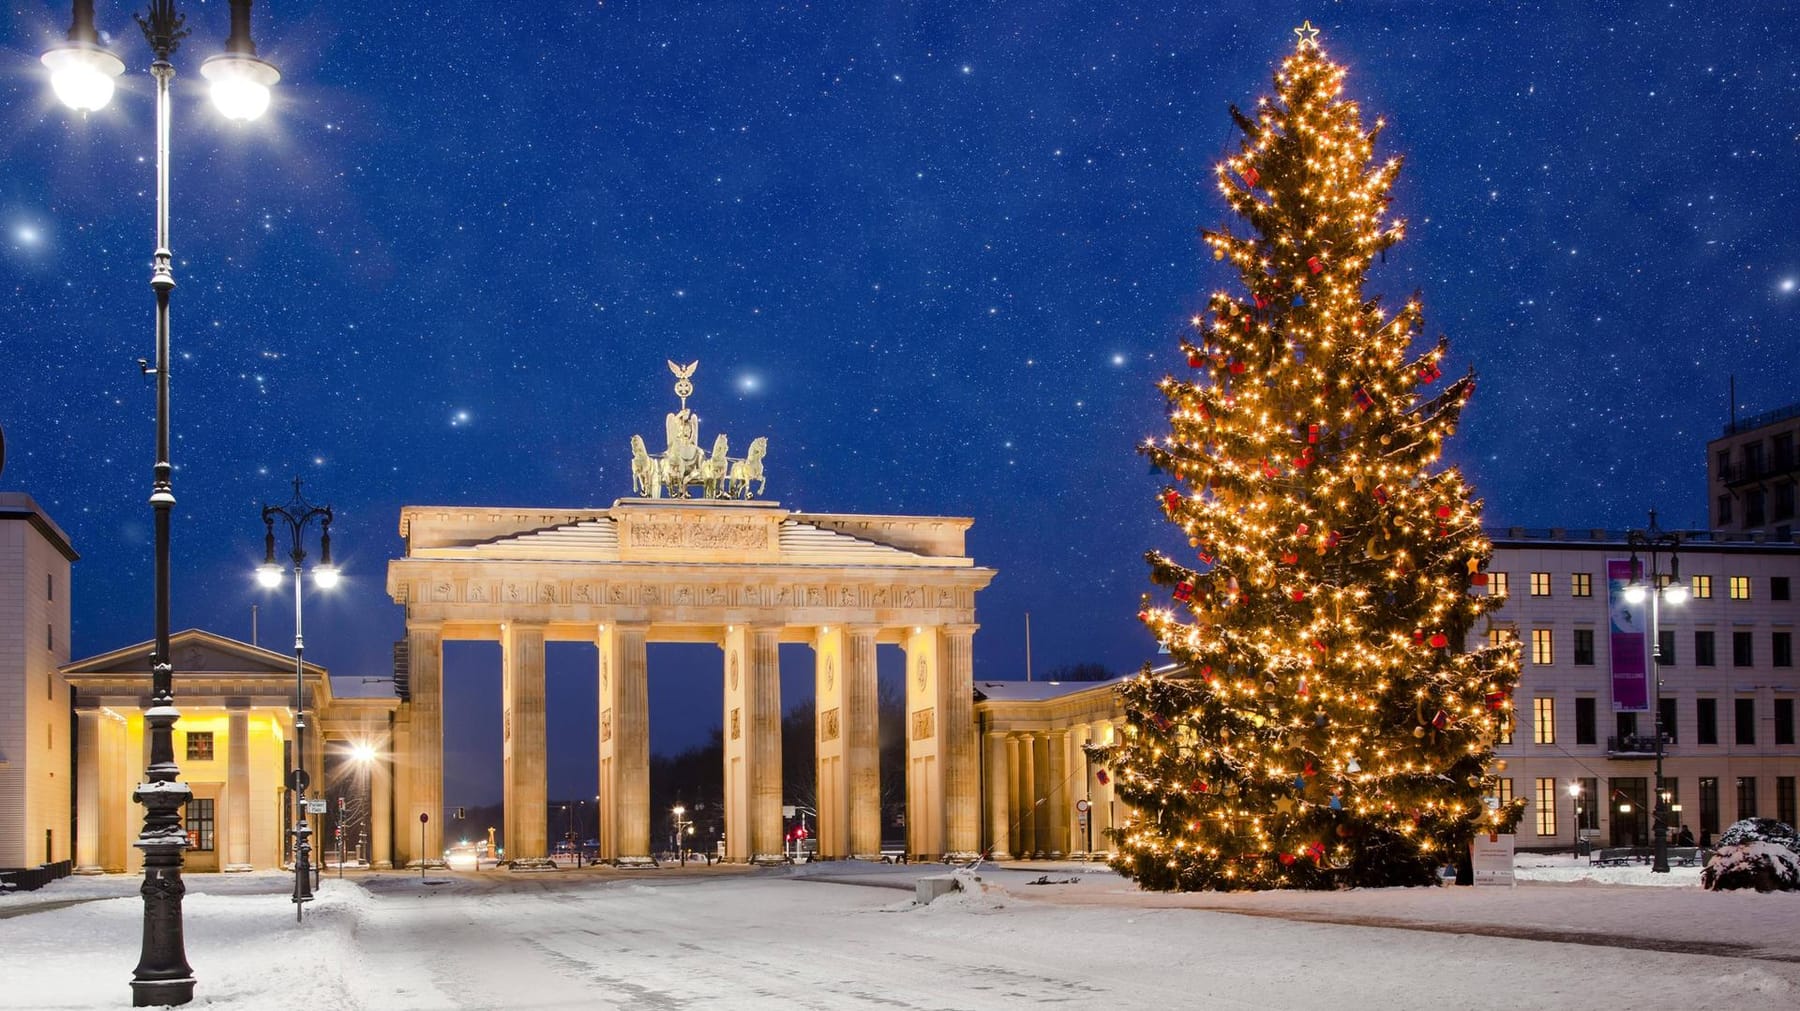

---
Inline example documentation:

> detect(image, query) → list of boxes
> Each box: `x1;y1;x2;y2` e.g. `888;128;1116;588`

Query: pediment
62;628;325;679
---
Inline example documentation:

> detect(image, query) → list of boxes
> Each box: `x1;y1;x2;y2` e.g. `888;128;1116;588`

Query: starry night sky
4;2;1797;805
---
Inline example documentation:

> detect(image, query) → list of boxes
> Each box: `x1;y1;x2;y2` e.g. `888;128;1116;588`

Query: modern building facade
0;493;76;870
1708;401;1800;541
1484;529;1800;849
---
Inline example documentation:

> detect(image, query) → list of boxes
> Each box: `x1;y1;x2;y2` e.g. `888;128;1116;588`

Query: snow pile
1703;819;1800;892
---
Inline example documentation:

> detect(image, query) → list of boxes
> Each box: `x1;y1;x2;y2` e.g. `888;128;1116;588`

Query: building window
1577;776;1599;830
1529;572;1551;597
185;732;215;762
1497;778;1513;807
1497;710;1514;746
1776;483;1796;523
184;798;215;852
1488;572;1509;598
1570;572;1592;598
1535;778;1558;837
1737;777;1758;820
1717;495;1733;525
1747;491;1767;528
1777;698;1795;746
1699;777;1720;835
1573;628;1595;666
1734;630;1755;668
1698;698;1718;745
1730;576;1751;600
1657;629;1677;666
1660;696;1678;743
1616;711;1638;742
1778;632;1794;668
1486;626;1515;649
1775;576;1792;602
47;623;53;651
1695;631;1717;667
46;573;53;600
1736;698;1756;746
1575;697;1597;745
1692;575;1713;600
1532;629;1554;666
1533;697;1556;745
1779;777;1797;831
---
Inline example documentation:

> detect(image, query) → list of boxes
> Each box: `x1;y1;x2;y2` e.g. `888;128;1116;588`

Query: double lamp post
40;0;280;1005
1624;513;1685;874
258;479;339;918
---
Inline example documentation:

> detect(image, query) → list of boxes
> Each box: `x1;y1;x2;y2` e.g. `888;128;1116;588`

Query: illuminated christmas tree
1098;23;1523;890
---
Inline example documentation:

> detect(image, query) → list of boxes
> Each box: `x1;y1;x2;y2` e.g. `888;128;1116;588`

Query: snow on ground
3;858;1797;1010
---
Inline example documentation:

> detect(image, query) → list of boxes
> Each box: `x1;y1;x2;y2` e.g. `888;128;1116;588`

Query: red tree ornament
1428;632;1449;649
1240;165;1260;188
1307;255;1324;274
1174;581;1194;602
1353;387;1374;412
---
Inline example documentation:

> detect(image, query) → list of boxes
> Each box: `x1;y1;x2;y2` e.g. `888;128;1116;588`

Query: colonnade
393;619;982;866
982;719;1122;860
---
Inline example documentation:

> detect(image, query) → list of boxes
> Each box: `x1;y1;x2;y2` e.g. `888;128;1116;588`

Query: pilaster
224;703;252;871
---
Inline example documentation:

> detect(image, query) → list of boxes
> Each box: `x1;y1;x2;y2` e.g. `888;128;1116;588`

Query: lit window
1532;628;1554;666
1486;626;1516;649
1489;572;1509;597
1691;575;1712;599
1530;572;1551;597
185;732;214;762
1534;696;1556;744
1570;572;1592;597
1729;576;1751;601
1497;778;1514;806
1536;778;1558;836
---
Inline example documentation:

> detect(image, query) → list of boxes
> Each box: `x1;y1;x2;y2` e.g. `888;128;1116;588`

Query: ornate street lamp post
1625;512;1686;874
258;478;339;919
41;2;279;1004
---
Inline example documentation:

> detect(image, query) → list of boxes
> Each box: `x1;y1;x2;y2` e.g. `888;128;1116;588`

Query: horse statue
629;434;660;498
728;437;768;499
661;407;704;497
698;433;731;499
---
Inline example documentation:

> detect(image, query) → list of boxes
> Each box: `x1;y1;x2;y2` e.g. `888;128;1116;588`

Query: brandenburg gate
384;364;994;865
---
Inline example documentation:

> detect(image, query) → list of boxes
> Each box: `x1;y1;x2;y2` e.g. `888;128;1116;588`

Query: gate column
502;622;549;863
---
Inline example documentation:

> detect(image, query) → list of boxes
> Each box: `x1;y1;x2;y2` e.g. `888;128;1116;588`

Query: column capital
408;618;445;634
942;622;979;638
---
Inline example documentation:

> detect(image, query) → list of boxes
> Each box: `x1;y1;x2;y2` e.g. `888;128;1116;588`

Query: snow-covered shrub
1701;818;1800;892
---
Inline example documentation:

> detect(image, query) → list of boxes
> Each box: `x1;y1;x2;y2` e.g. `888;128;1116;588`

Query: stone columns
225;703;252;871
75;708;103;874
406;620;444;865
502;622;549;863
942;624;979;858
371;739;393;868
1046;729;1069;859
984;730;1011;860
817;625;880;860
1031;734;1051;858
723;625;783;863
1015;733;1036;858
843;626;881;860
902;626;942;858
747;626;784;863
599;624;651;865
813;627;846;858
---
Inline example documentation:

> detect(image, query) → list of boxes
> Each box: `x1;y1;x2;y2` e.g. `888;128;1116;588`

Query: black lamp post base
131;978;196;1009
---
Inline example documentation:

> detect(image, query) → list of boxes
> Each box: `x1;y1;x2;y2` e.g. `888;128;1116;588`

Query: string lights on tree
1095;22;1523;891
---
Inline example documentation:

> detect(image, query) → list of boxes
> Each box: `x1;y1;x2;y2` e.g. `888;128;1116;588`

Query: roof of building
0;491;78;561
1487;527;1800;552
417;514;975;567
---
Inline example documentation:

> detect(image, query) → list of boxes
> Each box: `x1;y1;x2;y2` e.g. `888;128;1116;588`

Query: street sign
1075;799;1091;813
419;812;429;823
287;768;310;792
455;807;466;819
306;799;328;814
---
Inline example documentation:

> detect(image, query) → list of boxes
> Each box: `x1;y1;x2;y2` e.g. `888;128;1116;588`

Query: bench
1590;846;1705;867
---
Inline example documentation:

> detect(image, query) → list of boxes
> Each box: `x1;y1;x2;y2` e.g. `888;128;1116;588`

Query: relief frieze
628;520;769;550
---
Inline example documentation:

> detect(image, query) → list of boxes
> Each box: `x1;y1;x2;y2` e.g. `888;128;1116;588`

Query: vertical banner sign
1607;559;1649;712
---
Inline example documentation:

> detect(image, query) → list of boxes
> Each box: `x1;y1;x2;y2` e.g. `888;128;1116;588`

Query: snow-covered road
5;862;1798;1009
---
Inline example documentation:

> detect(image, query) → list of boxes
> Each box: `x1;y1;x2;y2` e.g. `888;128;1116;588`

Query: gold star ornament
1294;20;1321;48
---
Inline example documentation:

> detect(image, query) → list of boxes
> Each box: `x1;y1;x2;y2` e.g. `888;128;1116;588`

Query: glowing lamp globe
200;53;279;121
255;563;283;588
42;44;124;113
312;564;340;590
350;743;376;764
1622;584;1647;605
1663;582;1689;605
